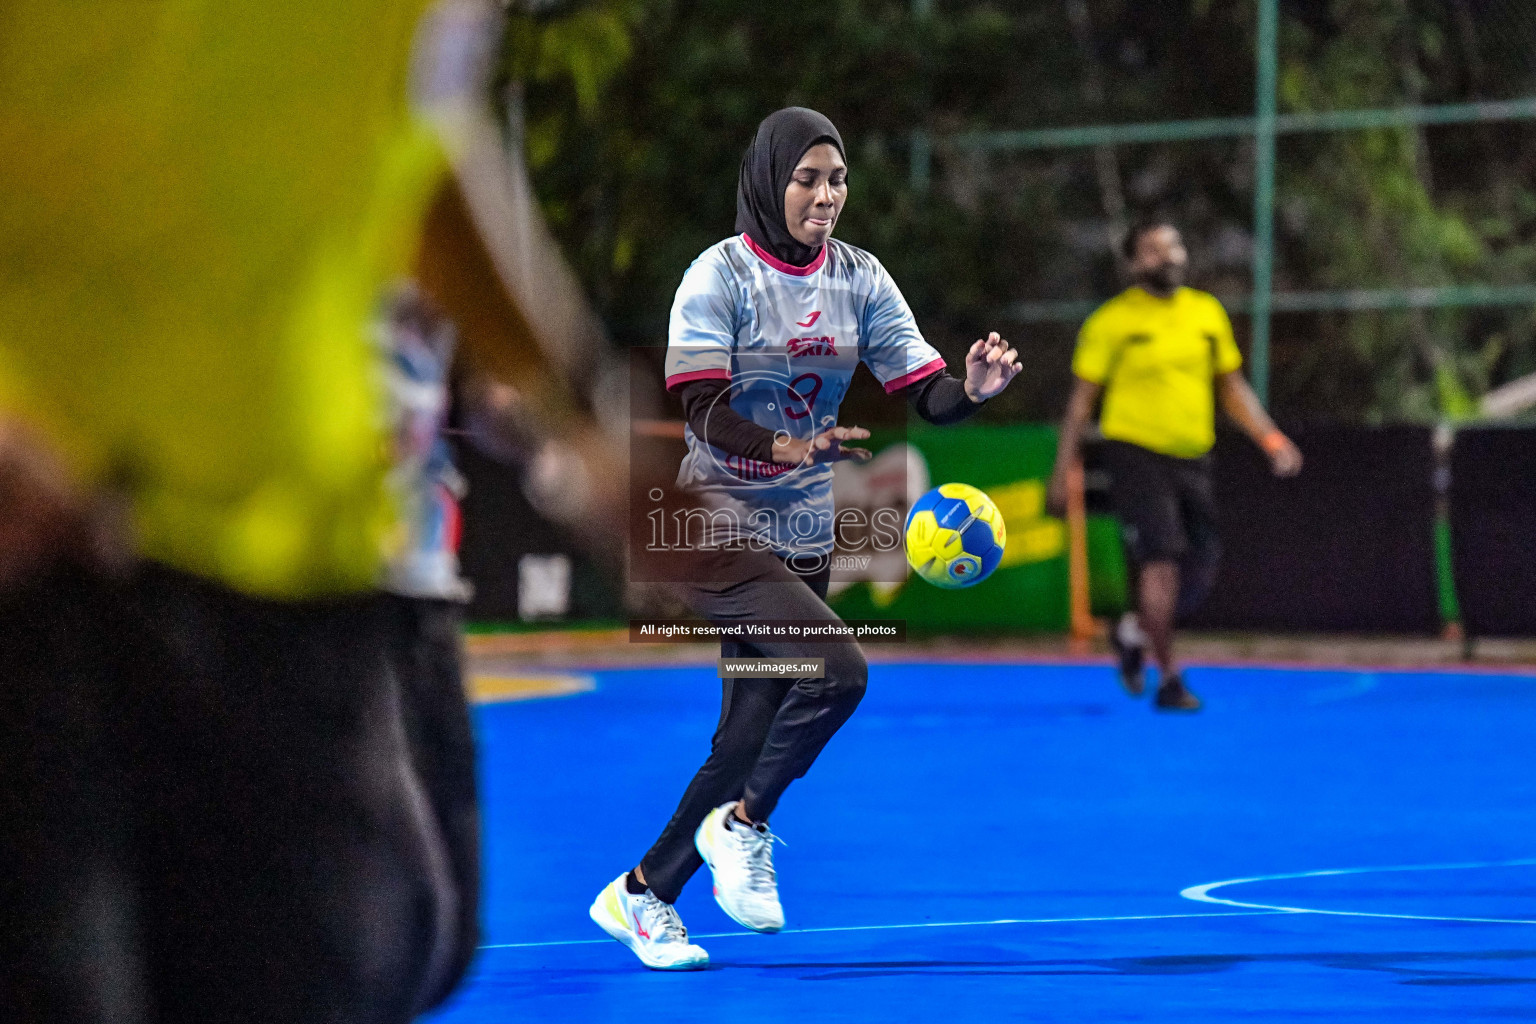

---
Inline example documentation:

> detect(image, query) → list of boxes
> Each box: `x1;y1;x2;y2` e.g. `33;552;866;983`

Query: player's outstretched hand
964;332;1021;402
775;425;872;466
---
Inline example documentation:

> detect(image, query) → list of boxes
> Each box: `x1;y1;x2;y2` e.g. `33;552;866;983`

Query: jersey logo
723;455;795;482
796;311;822;328
788;336;838;357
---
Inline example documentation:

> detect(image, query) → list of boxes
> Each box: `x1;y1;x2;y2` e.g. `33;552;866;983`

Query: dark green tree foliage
1269;0;1536;421
503;0;1536;422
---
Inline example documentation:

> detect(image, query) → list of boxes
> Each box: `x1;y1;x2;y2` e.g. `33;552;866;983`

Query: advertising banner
827;424;1077;632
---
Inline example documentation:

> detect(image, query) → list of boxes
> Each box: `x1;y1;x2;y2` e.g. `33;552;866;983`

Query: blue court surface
426;661;1536;1022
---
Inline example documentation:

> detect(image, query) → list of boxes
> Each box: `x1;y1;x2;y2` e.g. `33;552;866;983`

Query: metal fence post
1251;0;1279;406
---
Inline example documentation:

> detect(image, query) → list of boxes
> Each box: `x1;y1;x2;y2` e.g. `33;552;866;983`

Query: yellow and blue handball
904;483;1007;589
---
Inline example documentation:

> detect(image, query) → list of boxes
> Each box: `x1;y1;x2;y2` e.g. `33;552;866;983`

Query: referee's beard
1135;263;1185;297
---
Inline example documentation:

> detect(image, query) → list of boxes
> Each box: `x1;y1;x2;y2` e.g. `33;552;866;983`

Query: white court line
1304;672;1380;705
477;909;1283;951
1180;857;1536;925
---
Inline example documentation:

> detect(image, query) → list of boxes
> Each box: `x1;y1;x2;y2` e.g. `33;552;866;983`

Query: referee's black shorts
1102;439;1219;565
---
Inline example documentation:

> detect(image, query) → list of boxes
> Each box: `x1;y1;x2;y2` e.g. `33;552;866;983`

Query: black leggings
638;551;868;904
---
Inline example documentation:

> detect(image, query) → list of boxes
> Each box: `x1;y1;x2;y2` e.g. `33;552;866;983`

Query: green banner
829;424;1127;633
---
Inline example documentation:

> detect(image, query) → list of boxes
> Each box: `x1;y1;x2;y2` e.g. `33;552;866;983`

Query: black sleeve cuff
903;372;984;425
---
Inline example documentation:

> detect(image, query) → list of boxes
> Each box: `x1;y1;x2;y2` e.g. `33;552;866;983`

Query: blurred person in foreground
1048;220;1302;711
376;285;492;1013
0;4;478;1020
373;280;577;1009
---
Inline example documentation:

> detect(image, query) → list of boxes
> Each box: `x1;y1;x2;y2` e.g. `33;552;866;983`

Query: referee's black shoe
1108;616;1146;697
1154;673;1202;712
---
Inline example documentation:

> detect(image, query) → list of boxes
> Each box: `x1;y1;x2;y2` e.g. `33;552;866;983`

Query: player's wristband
1259;429;1288;456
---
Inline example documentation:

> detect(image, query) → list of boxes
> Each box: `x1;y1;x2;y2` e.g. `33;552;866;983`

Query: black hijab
734;107;845;268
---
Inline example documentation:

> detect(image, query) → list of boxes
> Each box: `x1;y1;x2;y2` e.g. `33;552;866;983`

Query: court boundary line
1180;857;1536;925
478;857;1536;953
477;909;1285;951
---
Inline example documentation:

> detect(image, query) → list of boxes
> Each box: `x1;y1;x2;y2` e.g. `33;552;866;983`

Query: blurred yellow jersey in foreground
0;2;443;597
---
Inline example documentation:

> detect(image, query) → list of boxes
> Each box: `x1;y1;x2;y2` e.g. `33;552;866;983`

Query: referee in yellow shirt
1049;221;1302;710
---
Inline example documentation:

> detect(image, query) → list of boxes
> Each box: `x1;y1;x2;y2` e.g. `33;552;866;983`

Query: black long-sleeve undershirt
677;377;778;462
904;369;985;425
677;370;984;463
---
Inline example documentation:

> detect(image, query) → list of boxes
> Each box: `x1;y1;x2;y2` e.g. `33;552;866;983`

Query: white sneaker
694;802;785;933
589;874;709;971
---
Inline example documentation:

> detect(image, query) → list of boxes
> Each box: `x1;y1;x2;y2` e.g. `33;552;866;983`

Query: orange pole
630;419;687;439
1065;460;1094;652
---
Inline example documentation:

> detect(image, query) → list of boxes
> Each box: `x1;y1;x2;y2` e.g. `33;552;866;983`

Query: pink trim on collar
741;233;827;277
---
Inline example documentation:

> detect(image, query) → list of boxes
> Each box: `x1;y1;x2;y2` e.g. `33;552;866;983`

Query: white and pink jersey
664;234;944;557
